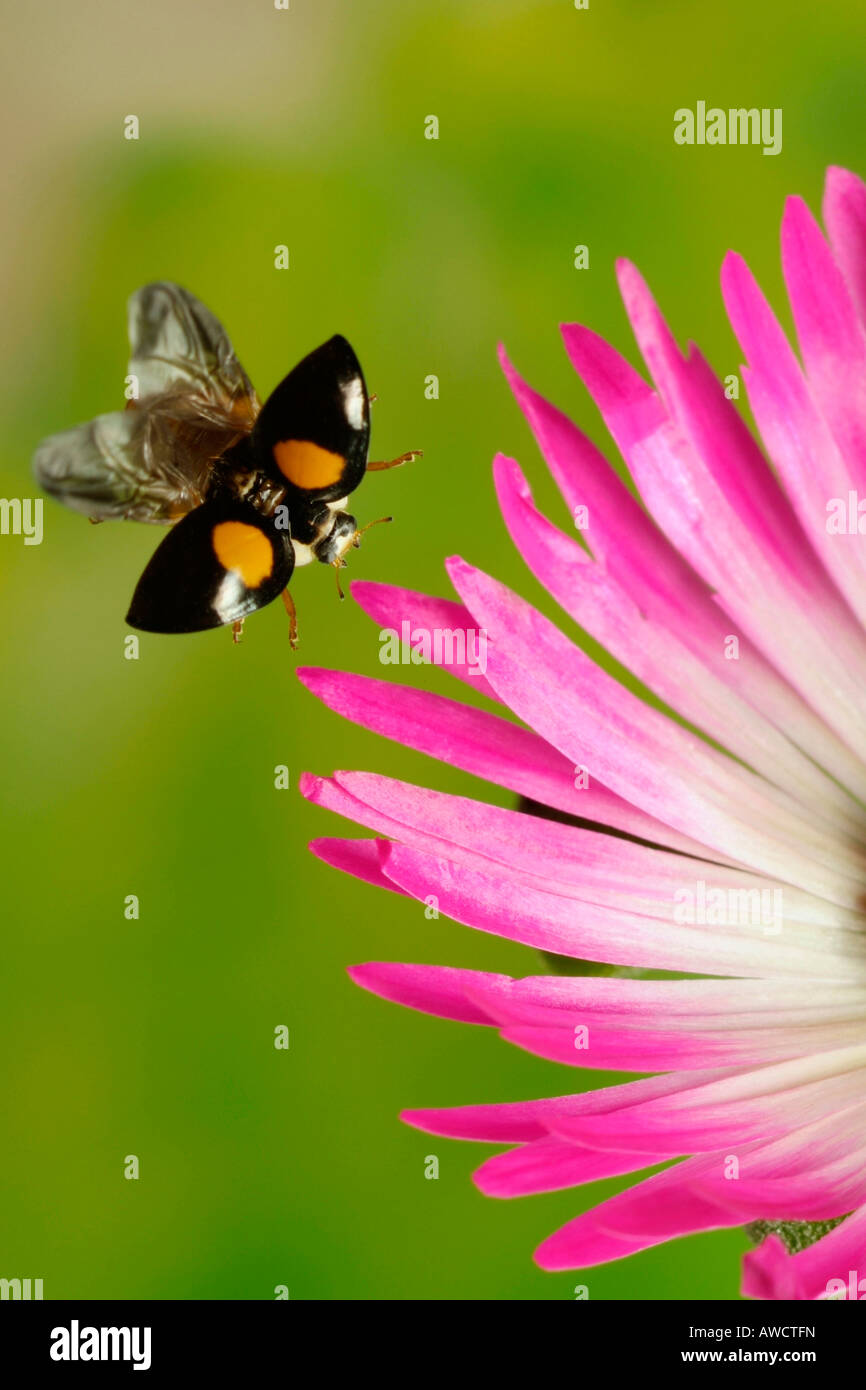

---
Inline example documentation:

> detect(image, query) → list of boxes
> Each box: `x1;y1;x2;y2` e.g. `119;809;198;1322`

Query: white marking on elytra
342;376;366;430
214;570;245;619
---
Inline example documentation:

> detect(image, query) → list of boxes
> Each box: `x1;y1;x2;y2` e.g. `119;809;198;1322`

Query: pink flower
299;166;866;1300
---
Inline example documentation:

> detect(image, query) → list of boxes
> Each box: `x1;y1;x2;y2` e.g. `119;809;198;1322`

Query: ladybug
33;282;420;643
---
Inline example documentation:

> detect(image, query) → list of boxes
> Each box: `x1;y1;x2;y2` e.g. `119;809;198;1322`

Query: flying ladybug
33;282;421;644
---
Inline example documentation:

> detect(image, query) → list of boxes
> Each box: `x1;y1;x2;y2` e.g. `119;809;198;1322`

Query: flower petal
494;451;866;826
823;166;866;330
722;249;866;624
350;580;500;700
743;1203;866;1300
536;1111;866;1270
562;318;866;758
550;1049;866;1153
473;1135;668;1198
401;1069;737;1142
781;195;866;489
348;961;499;1025
445;558;866;903
308;836;404;894
380;842;866;978
297;667;708;855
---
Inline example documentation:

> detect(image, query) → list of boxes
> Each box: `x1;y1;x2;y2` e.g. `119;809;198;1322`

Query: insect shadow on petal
33;283;422;645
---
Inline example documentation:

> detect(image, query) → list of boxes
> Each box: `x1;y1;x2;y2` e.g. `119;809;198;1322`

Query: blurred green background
1;0;863;1301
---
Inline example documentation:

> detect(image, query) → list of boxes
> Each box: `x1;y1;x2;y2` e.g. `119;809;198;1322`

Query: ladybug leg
231;619;244;644
365;449;423;472
281;588;299;649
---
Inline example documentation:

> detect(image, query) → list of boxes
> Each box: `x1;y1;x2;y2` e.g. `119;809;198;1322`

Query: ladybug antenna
353;515;393;548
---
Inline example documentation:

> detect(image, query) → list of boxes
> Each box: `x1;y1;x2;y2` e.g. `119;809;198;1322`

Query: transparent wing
32;408;211;523
127;282;259;418
33;284;260;524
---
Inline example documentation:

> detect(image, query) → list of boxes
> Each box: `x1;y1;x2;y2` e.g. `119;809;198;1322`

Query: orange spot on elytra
273;438;345;490
212;521;273;587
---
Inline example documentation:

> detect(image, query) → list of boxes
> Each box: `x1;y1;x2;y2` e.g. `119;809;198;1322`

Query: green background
1;0;862;1300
